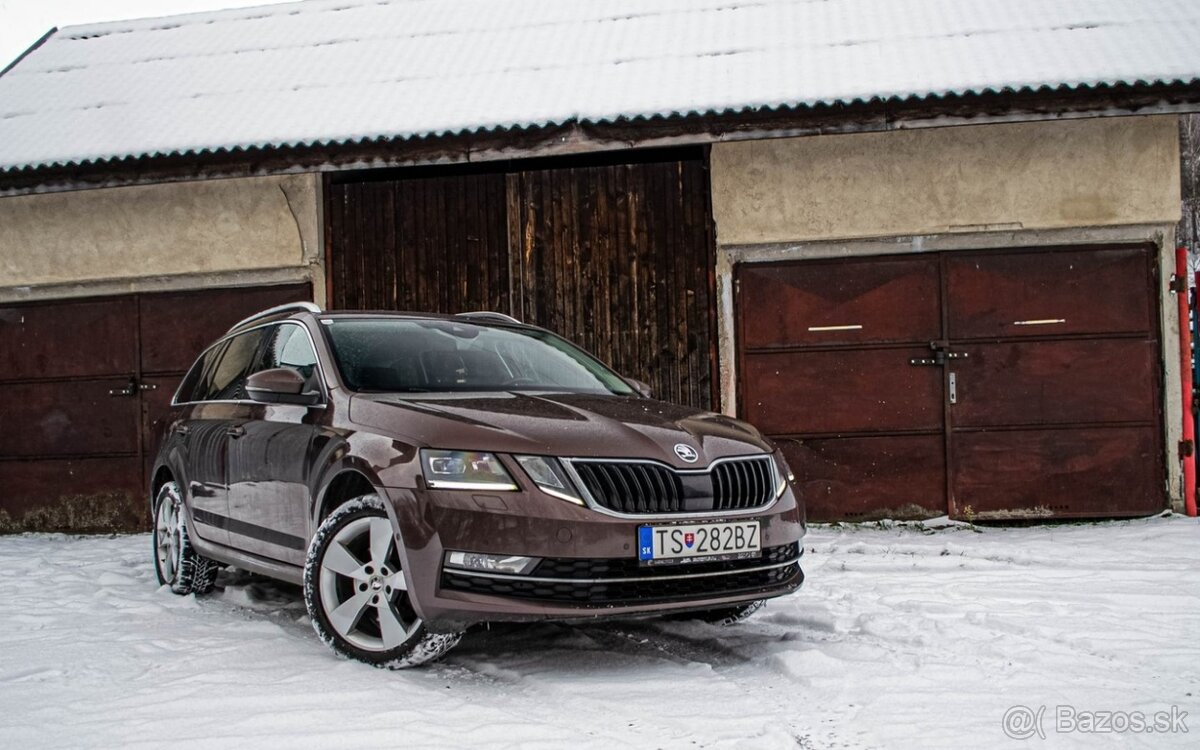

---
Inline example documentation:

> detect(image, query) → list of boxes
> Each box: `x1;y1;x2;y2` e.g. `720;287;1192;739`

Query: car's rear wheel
304;495;462;668
153;481;218;595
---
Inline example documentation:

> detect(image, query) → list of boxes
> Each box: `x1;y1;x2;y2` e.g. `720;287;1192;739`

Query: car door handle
226;426;246;438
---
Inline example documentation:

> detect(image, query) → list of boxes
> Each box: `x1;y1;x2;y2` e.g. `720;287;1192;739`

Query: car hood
348;391;772;467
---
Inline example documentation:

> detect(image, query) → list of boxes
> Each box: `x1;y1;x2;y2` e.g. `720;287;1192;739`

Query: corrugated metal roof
1;0;1199;173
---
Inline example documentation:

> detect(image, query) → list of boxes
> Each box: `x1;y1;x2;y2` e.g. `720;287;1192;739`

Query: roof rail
454;311;522;325
227;302;322;333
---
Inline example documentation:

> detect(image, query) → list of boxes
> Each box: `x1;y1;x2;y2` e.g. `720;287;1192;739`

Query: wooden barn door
507;157;715;408
736;245;1165;522
326;149;717;409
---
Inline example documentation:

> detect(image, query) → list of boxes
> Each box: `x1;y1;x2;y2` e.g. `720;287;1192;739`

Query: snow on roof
1;0;1199;173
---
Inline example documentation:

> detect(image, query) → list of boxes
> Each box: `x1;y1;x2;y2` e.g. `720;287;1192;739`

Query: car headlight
771;452;795;498
420;449;517;491
514;455;584;505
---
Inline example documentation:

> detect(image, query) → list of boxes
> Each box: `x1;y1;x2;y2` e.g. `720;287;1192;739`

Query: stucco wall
0;174;321;295
711;115;1180;245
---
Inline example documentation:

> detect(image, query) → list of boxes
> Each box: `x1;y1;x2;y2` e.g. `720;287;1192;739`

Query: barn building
2;0;1199;530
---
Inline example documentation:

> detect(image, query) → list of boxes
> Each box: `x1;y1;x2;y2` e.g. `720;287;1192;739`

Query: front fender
307;428;422;528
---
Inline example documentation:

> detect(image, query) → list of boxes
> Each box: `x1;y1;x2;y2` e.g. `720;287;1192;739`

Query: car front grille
711;457;776;511
440;543;803;607
567;455;776;515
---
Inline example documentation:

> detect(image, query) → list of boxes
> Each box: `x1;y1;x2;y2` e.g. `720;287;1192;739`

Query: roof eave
3;80;1199;196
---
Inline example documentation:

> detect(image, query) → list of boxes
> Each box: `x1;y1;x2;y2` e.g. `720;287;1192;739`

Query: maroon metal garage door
0;283;310;532
736;245;1164;521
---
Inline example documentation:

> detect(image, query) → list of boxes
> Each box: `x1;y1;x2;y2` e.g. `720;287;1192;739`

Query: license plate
637;521;761;566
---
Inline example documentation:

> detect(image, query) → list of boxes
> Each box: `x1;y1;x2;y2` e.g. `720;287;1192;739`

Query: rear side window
177;341;226;404
197;328;269;401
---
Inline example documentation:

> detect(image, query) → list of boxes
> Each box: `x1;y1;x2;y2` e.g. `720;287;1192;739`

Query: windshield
322;318;635;395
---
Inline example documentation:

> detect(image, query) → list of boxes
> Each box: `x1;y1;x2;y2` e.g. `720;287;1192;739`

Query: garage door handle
226;426;246;438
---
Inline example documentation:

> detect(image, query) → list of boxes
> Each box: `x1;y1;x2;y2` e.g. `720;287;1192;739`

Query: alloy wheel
317;515;420;652
155;487;183;584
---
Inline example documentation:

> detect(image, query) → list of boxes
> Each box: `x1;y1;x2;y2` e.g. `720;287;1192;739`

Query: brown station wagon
151;303;806;667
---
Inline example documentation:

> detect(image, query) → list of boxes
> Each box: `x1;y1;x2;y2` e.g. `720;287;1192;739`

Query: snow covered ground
1;515;1197;749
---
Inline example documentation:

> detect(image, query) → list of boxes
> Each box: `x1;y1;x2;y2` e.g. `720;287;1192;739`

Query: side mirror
625;377;653;399
246;367;322;406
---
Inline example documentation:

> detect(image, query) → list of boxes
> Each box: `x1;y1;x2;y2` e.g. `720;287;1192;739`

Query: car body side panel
177;403;237;545
226;403;321;565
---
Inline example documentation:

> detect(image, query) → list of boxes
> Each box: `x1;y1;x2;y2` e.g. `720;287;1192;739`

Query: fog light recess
444;551;540;575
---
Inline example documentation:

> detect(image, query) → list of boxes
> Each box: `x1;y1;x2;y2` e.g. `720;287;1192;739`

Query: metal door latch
948;372;958;404
109;377;137;397
109;377;157;397
910;342;969;367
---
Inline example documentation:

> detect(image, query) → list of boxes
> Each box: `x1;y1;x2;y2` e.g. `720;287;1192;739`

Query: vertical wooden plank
488;173;509;314
505;172;523;320
331;183;345;308
368;182;383;309
700;154;720;409
466;174;481;310
324;150;717;409
401;178;418;311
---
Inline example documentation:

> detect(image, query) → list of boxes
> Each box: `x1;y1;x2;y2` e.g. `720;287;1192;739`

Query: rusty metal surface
944;246;1164;519
736;245;1165;521
0;282;311;532
327;149;717;409
737;255;946;521
739;255;942;349
742;348;943;437
945;246;1154;339
777;434;947;522
0;296;137;379
952;426;1161;520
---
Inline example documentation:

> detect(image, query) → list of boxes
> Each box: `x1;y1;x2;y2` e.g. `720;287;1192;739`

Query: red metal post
1177;247;1197;517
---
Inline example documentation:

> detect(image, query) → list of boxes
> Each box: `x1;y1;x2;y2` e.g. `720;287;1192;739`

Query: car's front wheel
153;481;218;595
304;495;462;668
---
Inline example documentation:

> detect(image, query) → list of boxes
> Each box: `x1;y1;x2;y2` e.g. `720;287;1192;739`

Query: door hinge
1180;439;1194;459
1170;274;1188;294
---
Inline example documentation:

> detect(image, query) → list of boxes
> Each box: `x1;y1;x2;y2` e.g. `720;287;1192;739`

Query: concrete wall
0;174;323;303
711;115;1180;244
709;115;1185;511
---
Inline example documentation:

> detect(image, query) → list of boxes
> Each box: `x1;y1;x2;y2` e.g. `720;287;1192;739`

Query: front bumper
381;482;806;632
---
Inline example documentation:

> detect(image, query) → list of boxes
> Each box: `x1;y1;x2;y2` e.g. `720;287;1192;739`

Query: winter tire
304;495;462;669
153;481;218;595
